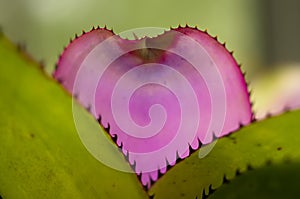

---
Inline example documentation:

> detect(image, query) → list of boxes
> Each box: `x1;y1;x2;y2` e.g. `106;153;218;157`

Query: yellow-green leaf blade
149;110;300;198
0;37;147;199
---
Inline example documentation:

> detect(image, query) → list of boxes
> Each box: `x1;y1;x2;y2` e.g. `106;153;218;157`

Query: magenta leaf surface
53;26;253;188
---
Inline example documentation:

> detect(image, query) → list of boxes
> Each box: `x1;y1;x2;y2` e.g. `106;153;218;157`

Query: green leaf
208;161;300;199
149;110;300;198
0;36;147;198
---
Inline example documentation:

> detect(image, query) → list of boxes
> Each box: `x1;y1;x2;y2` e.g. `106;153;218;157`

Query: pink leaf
53;26;253;188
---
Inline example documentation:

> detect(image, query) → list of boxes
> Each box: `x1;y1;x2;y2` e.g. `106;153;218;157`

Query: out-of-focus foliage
0;0;263;75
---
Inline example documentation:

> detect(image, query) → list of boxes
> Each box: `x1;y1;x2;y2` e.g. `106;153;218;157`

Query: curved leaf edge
53;24;257;189
201;159;292;199
0;34;150;199
148;109;300;198
205;158;300;199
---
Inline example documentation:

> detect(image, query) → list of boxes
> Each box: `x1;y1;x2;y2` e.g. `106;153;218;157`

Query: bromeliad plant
0;25;300;199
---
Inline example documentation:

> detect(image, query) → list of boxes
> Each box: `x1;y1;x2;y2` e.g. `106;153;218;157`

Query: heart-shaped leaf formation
53;26;253;189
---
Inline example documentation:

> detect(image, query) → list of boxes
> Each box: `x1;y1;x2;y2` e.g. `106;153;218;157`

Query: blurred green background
0;0;263;74
1;0;300;115
0;0;299;82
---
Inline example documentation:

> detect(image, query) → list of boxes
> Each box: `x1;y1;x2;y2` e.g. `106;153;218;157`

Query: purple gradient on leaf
54;26;252;188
